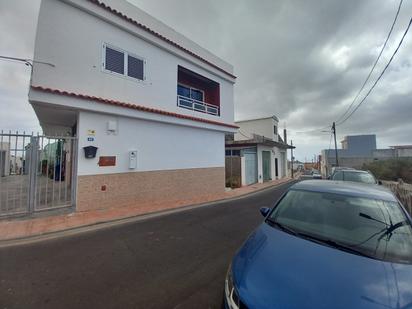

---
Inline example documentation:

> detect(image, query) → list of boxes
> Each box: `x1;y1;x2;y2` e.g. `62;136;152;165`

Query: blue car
224;180;412;309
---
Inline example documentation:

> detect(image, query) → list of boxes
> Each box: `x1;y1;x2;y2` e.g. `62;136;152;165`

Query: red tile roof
87;0;236;80
31;85;239;129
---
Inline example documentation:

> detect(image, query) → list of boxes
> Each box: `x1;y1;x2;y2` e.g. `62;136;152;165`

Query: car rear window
344;172;376;184
269;189;412;264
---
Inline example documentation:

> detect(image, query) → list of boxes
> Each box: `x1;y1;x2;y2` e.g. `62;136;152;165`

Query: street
0;181;294;309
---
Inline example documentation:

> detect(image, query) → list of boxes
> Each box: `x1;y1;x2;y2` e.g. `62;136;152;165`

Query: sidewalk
0;177;294;242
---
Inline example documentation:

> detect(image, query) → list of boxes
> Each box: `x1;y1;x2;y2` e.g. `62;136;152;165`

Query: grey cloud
1;0;411;161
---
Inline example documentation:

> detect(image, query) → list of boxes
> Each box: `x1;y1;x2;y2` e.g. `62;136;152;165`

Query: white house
28;0;236;211
226;116;293;185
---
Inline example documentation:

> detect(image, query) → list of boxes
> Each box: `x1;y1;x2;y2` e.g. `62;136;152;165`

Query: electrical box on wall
129;150;137;169
107;120;117;134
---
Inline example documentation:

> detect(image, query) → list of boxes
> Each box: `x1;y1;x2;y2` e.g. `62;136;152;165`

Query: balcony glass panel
194;102;206;112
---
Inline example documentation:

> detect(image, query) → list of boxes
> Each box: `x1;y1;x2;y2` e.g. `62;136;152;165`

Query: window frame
177;83;205;102
102;43;146;82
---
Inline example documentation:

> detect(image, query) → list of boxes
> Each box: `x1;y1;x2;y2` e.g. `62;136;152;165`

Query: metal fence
383;180;412;215
0;131;77;217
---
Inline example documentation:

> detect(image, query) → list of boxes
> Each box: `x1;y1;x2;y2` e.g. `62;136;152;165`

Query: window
191;89;203;101
103;44;145;81
269;190;412;263
225;149;241;156
128;55;144;80
105;47;124;75
332;171;343;180
274;125;277;135
177;84;204;102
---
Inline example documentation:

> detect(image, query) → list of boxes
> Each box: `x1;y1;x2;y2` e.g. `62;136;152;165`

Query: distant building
373;145;412;159
225;116;294;186
321;134;412;176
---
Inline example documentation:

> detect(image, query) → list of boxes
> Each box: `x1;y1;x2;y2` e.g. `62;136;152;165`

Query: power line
337;17;412;126
238;129;252;139
0;55;55;67
295;125;331;134
335;0;404;124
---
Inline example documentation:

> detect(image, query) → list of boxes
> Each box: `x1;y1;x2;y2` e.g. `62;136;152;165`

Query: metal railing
383;180;412;215
0;131;77;217
177;95;220;116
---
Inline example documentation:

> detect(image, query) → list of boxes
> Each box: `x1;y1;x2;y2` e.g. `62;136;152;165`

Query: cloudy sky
0;0;411;161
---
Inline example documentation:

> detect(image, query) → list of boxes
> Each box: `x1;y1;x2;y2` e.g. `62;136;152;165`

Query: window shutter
105;47;124;75
128;55;144;80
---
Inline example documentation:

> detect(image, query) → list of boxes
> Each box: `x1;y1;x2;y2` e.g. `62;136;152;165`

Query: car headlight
225;263;243;309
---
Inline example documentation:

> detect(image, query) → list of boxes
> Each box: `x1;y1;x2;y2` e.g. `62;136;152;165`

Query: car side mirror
260;207;271;217
378;180;382;185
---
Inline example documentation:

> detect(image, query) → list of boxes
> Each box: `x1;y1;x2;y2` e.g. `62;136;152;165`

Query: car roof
335;169;369;174
291;180;396;202
334;167;354;170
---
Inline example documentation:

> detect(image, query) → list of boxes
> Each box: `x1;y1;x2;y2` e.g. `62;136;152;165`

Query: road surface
0;181;295;309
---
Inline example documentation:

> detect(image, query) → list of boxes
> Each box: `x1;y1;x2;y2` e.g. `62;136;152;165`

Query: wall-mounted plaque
98;156;116;167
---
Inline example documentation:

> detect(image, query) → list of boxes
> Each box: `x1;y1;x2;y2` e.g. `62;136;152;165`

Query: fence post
28;136;39;214
70;138;78;210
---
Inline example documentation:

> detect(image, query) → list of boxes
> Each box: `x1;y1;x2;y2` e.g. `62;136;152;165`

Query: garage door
244;152;257;185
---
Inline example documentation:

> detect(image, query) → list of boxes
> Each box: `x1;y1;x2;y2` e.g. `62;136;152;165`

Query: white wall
397;148;412;157
235;118;279;142
77;111;225;175
31;0;234;126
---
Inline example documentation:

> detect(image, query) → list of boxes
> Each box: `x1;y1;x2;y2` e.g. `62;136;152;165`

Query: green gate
262;151;271;181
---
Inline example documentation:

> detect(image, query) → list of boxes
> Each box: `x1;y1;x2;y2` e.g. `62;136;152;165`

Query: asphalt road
0;181;295;309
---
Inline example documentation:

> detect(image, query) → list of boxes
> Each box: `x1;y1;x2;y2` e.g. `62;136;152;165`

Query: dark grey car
330;169;379;185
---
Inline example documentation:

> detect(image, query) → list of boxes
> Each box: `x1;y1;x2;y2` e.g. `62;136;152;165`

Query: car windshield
333;171;376;184
268;189;412;263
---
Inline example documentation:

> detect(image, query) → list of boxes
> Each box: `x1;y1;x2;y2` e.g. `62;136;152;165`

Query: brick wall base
76;167;225;212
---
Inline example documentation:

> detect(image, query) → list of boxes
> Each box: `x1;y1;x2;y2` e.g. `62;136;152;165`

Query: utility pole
290;140;294;178
332;122;339;167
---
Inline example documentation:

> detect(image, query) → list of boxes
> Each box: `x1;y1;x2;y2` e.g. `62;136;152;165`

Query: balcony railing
177;95;220;116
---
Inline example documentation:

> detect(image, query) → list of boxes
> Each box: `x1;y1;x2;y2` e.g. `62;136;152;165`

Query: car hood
232;223;412;309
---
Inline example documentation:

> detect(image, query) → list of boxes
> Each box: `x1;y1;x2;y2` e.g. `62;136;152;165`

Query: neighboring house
225;116;293;186
9;155;23;175
321;135;412;176
28;0;236;211
291;160;304;172
373;145;412;159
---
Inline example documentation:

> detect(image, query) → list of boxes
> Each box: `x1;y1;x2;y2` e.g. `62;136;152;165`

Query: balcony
177;95;219;116
177;66;220;117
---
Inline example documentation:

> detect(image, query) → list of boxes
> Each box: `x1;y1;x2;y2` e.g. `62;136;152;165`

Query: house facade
28;0;236;211
226;116;293;186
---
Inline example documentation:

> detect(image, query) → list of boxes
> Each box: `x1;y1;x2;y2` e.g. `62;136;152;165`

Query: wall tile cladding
77;167;225;211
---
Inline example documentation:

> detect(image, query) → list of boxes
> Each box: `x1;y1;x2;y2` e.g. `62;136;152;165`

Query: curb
0;178;297;247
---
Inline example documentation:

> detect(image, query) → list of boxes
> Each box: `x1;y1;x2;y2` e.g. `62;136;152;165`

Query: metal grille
105;46;124;75
127;55;144;80
0;131;77;217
